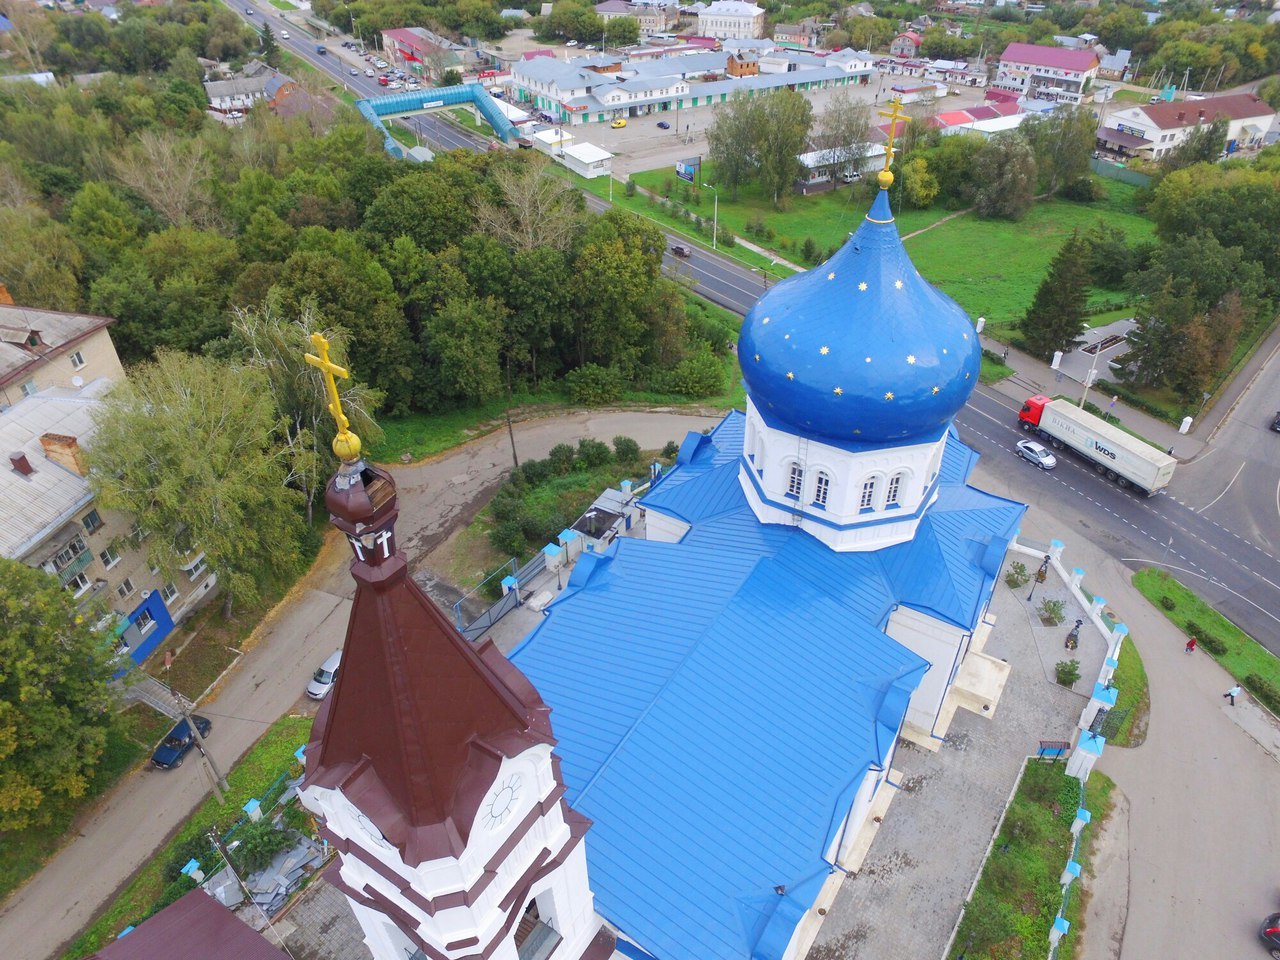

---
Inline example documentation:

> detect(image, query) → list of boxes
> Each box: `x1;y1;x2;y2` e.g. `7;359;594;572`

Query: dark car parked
1261;912;1280;958
657;120;670;129
1271;411;1280;433
151;715;212;769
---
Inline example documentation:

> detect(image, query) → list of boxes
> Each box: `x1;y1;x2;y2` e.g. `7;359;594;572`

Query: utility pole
172;685;229;801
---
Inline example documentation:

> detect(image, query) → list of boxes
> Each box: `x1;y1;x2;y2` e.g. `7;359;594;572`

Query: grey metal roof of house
203;77;268;99
626;51;729;77
0;379;111;559
1099;48;1131;72
0;305;115;389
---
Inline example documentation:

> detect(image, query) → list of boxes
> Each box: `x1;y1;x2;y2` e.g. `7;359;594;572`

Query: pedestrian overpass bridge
355;82;516;157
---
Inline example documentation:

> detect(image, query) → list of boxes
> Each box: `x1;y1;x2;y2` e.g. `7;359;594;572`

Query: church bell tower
298;334;613;960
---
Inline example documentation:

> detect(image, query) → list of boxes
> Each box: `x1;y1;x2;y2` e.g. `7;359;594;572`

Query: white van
306;649;342;699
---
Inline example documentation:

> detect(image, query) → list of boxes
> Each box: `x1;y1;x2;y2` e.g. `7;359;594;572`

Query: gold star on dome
858;282;868;292
834;386;843;396
820;346;830;355
828;272;836;280
786;371;795;380
894;279;904;290
853;428;862;435
865;356;872;363
906;354;917;365
762;317;771;324
784;333;790;340
754;354;760;362
965;372;971;379
884;391;895;401
932;386;940;395
942;348;948;355
962;332;969;340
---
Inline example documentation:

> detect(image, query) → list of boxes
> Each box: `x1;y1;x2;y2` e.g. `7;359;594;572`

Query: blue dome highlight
739;188;980;443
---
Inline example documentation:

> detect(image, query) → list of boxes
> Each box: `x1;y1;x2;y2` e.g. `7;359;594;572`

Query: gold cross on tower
876;97;910;188
305;332;362;463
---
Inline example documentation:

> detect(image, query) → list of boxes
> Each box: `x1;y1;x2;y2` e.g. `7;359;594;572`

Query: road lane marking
1194;460;1244;514
1120;561;1280;628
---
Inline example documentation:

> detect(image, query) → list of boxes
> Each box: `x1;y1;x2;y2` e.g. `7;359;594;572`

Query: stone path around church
811;558;1086;960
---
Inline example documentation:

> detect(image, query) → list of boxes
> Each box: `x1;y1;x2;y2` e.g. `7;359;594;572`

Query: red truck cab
1019;395;1050;429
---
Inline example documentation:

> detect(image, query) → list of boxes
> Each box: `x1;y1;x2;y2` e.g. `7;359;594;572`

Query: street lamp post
1026;554;1051;603
702;182;718;250
1079;334;1102;409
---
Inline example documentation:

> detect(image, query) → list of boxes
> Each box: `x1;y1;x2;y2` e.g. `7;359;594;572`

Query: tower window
859;478;876;511
886;473;904;507
813;471;831;507
787;463;804;499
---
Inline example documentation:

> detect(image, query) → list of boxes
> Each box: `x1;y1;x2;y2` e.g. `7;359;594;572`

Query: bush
143;875;197;922
662;344;724;398
1244;673;1280;714
661;440;679;459
490;519;527;557
162;834;216;884
613;435;641;463
1059;176;1104;202
1005;561;1030;588
228;818;295;875
563;363;624;405
521;457;553;485
624;179;636;197
1159;595;1176;610
577;437;613;468
1039;598;1066;625
1183;620;1227;655
720;231;736;248
801;236;818;263
548;443;577;475
1055;659;1082;687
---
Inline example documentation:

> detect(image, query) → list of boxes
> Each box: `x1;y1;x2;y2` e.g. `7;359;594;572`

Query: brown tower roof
303;457;554;866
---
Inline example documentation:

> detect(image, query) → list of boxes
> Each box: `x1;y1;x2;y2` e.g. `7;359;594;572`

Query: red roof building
993;42;1100;105
87;890;288;960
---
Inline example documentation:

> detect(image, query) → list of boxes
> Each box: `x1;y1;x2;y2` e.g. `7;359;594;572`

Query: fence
1089;157;1152;188
454;551;550;643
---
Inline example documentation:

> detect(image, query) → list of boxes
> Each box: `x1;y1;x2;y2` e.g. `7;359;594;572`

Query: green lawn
1132;569;1280;706
0;728;144;904
903;180;1154;334
1107;637;1149;748
64;715;313;960
268;0;296;9
950;761;1113;960
385;121;415;149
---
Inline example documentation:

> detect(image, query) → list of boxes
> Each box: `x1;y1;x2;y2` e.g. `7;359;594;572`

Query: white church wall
738;397;947;551
884;605;967;733
644;508;691;543
301;743;599;960
829;765;881;866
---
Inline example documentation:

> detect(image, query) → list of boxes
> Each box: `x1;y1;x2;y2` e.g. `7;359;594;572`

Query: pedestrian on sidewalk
1185;636;1197;653
1223;684;1241;705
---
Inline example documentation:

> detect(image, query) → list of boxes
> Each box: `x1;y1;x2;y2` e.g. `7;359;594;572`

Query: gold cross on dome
878;97;910;174
305;332;362;463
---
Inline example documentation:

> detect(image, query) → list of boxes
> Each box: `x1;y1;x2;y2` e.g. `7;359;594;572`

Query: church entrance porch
808;544;1084;959
515;901;562;960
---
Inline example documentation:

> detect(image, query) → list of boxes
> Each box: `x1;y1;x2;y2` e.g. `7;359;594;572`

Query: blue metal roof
511;413;1024;960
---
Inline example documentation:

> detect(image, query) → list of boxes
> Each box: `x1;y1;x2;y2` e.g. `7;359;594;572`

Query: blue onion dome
739;174;980;443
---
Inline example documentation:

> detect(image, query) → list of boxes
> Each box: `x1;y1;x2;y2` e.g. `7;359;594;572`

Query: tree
754;89;813;209
474;153;584;253
112;129;214;227
441;68;463;86
0;205;83;310
362;169;474;253
898;156;939;209
706;92;761;200
604;17;639;46
1131;230;1266;316
231;305;383;524
1259;75;1280;110
87;351;307;619
261;23;280;67
1019;106;1094;194
66;181;142;280
810;90;872;179
972;132;1037;220
1018;231;1090;359
0;561;118;831
422;296;506;406
1163;118;1228;172
0;0;54;71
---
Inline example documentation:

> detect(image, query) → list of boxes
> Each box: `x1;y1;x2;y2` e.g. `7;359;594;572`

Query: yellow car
610;118;627;129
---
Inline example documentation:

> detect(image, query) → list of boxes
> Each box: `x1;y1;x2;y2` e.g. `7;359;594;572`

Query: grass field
950;761;1114;960
1107;637;1150;747
903;180;1154;333
268;0;296;9
1132;569;1280;702
64;715;313;960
